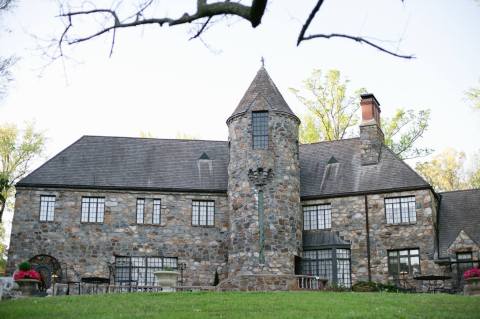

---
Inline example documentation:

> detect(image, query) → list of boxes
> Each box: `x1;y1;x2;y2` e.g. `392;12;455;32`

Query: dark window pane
385;196;416;224
252;111;268;149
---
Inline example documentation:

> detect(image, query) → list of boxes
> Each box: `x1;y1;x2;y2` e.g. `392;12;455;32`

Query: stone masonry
227;106;301;277
7;188;229;286
7;67;474;291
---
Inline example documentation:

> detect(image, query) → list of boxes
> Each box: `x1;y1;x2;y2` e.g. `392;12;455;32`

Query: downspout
364;195;372;281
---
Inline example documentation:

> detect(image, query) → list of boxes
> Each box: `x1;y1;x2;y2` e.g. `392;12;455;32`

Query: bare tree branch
0;0;13;11
300;33;415;59
296;0;414;59
190;16;212;40
297;0;324;46
58;0;266;48
54;0;415;60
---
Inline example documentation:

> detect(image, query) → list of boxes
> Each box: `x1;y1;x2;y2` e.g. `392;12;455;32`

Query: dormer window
252;111;268;149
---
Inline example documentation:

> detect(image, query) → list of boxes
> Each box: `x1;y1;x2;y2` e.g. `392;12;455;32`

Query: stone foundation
217;274;299;291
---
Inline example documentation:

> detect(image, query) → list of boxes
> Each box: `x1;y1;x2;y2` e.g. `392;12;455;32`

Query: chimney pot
361;93;381;126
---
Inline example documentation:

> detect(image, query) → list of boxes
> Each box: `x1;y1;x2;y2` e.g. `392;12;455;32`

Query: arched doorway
28;255;62;290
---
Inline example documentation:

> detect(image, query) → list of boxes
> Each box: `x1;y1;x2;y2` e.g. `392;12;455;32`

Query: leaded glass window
81;197;105;223
302;248;351;288
39;195;55;222
388;248;420;276
153;199;161;224
192;200;214;226
114;256;178;286
252;111;268;149
385;196;416;224
336;249;351;288
136;198;145;224
303;204;331;230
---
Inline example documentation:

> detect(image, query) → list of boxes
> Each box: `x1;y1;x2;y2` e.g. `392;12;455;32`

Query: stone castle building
7;67;480;290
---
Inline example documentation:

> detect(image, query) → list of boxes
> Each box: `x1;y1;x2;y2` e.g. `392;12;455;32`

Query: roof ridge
299;137;360;146
82;135;228;143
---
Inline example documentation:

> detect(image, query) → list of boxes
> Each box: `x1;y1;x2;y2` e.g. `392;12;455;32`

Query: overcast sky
1;0;480;241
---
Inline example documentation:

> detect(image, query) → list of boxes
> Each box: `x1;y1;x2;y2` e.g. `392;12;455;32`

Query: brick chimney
359;93;384;165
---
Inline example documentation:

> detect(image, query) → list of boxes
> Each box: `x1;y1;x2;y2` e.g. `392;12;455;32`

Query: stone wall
301;189;440;285
7;187;229;286
301;196;369;283
217;274;298;291
227;111;301;276
367;189;441;283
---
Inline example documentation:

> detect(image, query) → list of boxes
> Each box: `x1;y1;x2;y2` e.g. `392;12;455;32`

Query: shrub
352;281;401;293
18;261;31;271
352;281;378;292
463;267;480;280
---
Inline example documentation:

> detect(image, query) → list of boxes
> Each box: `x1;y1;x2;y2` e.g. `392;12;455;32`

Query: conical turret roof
227;67;298;123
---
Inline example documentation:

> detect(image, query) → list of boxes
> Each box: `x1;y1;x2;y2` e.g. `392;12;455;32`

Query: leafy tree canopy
415;148;480;192
0;123;45;222
292;69;432;160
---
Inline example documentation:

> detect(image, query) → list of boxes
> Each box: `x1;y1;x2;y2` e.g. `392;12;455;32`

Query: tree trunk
0;199;5;223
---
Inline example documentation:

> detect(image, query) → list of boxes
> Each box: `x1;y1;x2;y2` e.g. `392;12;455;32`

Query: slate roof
303;231;351;249
299;138;430;198
438;189;480;257
18;136;430;198
227;67;298;122
18;136;229;192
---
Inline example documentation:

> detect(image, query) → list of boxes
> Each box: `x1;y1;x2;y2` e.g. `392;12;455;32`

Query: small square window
384;196;416;224
192;200;215;226
81;197;105;223
303;204;331;230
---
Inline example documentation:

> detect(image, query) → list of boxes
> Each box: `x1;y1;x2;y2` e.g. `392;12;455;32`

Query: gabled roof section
299;138;430;198
438;189;480;257
17;136;229;192
227;67;298;123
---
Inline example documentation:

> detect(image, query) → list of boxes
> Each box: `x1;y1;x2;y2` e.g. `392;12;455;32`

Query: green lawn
0;292;479;319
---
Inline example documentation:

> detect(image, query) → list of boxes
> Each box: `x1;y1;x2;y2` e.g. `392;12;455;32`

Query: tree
292;69;432;159
55;0;414;59
0;0;16;103
382;108;432;159
467;151;480;189
0;123;45;222
0;223;5;273
466;80;480;110
291;69;366;142
415;148;467;192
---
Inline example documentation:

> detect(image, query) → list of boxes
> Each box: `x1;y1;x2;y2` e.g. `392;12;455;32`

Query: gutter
15;183;228;195
301;185;433;201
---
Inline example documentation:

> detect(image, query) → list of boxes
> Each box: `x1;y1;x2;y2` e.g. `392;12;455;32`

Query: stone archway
28;255;62;290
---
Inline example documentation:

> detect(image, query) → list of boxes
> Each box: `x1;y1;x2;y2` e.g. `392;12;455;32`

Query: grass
0;291;479;319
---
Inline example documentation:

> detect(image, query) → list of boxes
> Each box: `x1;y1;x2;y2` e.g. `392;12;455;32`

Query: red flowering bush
13;261;41;281
463;267;480;280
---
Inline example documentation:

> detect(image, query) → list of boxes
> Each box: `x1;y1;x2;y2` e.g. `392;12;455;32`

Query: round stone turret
226;67;301;277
